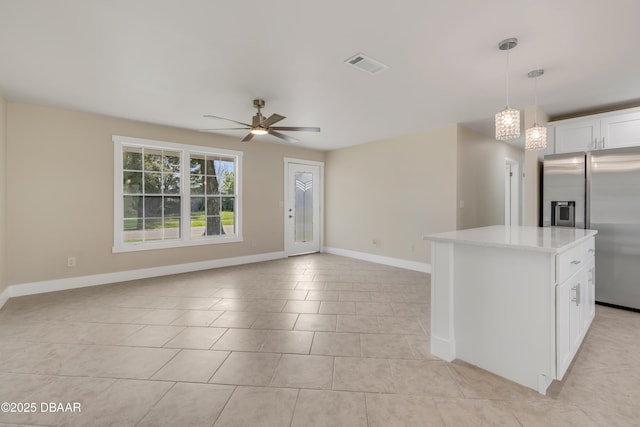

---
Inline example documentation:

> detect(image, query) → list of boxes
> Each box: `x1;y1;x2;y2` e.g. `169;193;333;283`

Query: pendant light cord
533;74;538;125
505;48;510;108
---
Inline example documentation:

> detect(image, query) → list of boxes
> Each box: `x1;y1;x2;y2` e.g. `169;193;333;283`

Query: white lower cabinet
556;238;595;380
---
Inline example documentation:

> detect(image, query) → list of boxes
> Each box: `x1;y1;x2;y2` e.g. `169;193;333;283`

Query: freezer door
589;147;640;310
542;153;586;228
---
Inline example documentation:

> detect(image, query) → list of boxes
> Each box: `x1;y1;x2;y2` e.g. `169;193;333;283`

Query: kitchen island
423;225;597;394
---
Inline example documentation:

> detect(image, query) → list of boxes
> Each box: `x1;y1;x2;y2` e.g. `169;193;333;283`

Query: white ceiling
1;0;639;151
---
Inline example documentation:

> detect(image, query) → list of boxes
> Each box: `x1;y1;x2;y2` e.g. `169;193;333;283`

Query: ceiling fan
201;99;320;143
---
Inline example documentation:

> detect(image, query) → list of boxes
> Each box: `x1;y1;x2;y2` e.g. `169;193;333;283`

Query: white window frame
113;135;243;253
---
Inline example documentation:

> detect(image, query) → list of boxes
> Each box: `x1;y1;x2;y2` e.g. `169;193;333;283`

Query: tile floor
0;253;638;426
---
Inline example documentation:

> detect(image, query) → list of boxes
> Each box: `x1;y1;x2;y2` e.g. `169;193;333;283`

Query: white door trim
284;157;324;256
505;157;520;226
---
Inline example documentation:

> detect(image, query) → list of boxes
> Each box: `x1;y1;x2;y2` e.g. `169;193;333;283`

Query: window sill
112;235;244;253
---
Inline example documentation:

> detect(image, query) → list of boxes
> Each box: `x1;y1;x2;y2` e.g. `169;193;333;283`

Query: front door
285;160;321;256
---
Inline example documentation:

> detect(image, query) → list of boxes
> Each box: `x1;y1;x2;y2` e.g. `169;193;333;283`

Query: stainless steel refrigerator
543;146;640;311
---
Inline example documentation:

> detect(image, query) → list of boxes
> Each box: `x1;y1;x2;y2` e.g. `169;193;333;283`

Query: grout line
133;380;178;427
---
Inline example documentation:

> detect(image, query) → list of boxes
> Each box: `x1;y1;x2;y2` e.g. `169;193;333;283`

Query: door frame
504;157;520;226
284;157;324;256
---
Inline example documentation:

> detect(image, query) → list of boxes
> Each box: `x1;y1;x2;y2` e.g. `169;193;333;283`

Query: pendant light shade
525;69;547;150
525;125;547;150
495;38;520;141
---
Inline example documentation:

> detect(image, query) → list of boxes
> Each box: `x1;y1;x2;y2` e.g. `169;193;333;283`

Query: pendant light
525;69;547;150
495;38;520;141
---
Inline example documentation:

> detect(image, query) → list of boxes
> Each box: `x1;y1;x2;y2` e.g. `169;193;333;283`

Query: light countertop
423;225;597;253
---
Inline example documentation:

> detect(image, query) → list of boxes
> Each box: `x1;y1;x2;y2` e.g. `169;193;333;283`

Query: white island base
424;225;597;394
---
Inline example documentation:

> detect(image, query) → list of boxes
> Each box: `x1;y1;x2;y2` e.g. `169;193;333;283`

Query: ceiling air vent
344;53;389;75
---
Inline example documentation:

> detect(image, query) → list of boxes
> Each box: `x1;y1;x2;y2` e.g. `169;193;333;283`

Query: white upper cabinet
600;110;640;149
549;107;640;154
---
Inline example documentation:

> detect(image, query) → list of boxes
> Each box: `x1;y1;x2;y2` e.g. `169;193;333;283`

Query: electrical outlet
251;240;257;247
372;239;379;245
67;256;76;268
409;244;414;253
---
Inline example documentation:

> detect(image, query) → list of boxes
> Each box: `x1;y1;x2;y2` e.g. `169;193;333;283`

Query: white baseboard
0;251;285;306
323;246;431;273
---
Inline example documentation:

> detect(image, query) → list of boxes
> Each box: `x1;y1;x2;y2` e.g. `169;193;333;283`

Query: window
113;135;242;252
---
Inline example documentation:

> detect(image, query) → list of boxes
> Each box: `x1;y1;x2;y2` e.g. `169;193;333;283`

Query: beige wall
325;125;458;263
6;103;325;285
0;94;6;294
523;106;549;226
457;125;523;229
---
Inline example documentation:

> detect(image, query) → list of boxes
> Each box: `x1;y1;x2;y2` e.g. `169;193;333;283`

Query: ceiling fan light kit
202;99;320;144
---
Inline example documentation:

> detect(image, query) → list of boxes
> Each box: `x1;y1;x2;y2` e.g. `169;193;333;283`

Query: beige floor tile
163;327;227;349
1;254;637;427
212;289;245;298
391;303;429;316
311;332;361;357
324;282;353;291
504;400;598;427
404;334;440;360
138;383;234;427
291;389;367;427
211;352;281;386
212;299;251;311
333;357;394;393
213;386;298;427
151;349;229;382
62;379;173;427
270;354;333;389
296;281;326;290
446;361;540;401
294;314;337;332
134;309;189;325
283;300;320;314
91;346;180;379
244;289;308;300
305;290;339;301
360;333;415;359
0;376;115;425
390;360;463;397
355;302;394;316
319;301;355;315
172;297;221;310
251;313;298;329
211;311;259;328
338;291;371;302
435;398;521;426
212;329;269;351
366;394;445;427
170;310;224;326
242;299;287;313
336;315;379;333
377;316;426;335
118;325;186;347
260;330;314;354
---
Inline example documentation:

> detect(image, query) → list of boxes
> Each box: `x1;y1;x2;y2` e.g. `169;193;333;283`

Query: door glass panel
294;172;313;243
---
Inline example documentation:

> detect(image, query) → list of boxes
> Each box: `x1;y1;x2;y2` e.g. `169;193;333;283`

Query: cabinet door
553;120;600;154
556;275;580;380
601;111;640;149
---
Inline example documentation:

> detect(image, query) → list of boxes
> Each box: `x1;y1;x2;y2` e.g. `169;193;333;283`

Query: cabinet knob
571;260;582;265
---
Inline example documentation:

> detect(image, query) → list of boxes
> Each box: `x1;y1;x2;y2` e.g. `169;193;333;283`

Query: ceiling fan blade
199;127;250;131
203;115;252;127
241;132;255;142
269;130;298;144
270;126;321;132
261;113;286;128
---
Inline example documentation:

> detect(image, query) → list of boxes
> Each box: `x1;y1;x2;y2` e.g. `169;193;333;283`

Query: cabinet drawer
557;244;584;283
